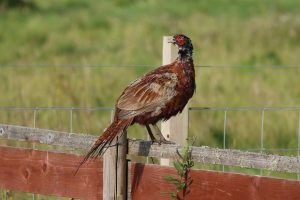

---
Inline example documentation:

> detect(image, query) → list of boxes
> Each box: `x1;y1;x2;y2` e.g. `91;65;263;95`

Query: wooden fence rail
1;145;299;200
1;124;300;199
0;146;103;199
1;124;299;174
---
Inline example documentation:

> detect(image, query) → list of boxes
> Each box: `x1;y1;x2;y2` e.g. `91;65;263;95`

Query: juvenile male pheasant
80;34;195;166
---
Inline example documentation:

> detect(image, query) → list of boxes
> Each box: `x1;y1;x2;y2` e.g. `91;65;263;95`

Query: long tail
75;118;132;174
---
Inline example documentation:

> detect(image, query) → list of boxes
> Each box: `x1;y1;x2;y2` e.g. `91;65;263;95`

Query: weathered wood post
161;36;189;166
103;111;127;200
116;132;127;200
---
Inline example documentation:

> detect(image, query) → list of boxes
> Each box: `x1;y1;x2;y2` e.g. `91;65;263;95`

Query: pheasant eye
175;36;185;46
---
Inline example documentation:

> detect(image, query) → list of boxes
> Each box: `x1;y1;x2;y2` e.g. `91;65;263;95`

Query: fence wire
190;106;300;150
1;106;299;152
1;64;300;68
189;106;300;179
0;106;114;111
189;106;300;111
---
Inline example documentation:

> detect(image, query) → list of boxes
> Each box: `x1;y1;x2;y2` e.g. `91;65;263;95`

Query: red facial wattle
175;36;185;46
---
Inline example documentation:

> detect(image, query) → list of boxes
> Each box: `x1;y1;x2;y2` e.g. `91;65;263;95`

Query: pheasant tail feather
75;118;132;174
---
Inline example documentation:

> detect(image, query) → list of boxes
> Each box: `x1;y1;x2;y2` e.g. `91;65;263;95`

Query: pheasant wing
117;72;178;119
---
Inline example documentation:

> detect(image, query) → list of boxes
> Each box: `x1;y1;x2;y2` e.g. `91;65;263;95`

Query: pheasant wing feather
117;71;178;119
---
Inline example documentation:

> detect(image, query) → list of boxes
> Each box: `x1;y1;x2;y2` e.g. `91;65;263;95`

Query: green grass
0;0;300;196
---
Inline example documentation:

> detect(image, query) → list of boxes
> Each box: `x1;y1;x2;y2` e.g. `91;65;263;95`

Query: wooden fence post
116;131;127;200
103;132;127;200
160;36;189;166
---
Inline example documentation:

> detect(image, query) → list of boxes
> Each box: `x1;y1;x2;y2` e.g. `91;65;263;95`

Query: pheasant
79;34;195;167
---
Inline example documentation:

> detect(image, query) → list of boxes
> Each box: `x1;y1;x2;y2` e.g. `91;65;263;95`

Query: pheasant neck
177;48;193;62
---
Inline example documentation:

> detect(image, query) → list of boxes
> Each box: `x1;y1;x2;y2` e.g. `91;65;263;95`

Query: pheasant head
170;34;193;59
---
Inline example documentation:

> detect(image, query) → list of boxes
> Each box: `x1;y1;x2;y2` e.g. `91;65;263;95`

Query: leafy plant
164;140;194;200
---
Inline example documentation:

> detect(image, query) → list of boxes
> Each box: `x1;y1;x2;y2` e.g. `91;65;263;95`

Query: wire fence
1;106;300;153
1;63;300;68
190;106;300;152
0;106;114;133
193;107;299;150
189;106;300;177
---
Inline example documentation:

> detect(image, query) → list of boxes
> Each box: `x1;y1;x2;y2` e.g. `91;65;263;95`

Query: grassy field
0;1;300;197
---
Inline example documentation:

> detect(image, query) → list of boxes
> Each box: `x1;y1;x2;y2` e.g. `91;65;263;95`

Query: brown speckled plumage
76;34;195;170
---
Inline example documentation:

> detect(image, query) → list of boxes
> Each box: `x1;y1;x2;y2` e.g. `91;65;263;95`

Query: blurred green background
1;0;300;198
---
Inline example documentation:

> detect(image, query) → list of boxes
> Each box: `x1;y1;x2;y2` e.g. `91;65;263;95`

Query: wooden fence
1;36;300;199
0;124;300;200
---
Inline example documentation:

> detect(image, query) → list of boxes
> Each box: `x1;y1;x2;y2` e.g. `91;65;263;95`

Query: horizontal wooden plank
0;146;102;200
1;145;299;199
1;124;299;173
130;163;300;200
128;140;300;174
0;123;96;149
